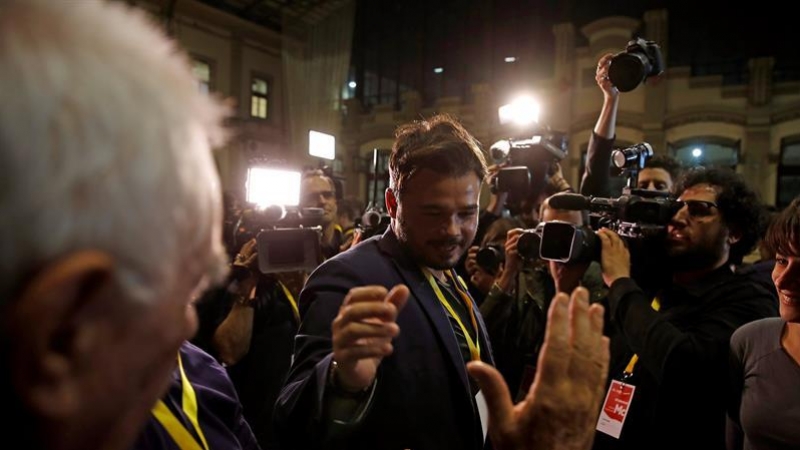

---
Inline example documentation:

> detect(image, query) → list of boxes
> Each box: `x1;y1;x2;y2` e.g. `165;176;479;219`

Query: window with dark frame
670;138;740;171
777;137;800;208
251;77;269;119
363;149;390;208
191;58;212;94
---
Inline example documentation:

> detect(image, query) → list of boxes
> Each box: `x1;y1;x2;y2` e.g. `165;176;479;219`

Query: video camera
489;124;568;206
522;142;682;263
233;166;324;274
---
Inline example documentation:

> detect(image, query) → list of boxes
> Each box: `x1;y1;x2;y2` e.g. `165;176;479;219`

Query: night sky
351;0;794;102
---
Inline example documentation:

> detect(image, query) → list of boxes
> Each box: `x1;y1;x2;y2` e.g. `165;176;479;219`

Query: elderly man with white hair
0;2;609;450
0;1;230;449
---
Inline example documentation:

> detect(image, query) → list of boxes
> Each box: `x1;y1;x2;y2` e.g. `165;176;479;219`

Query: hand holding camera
597;228;631;286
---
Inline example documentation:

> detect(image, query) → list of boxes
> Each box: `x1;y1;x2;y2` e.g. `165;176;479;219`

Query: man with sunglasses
592;168;778;450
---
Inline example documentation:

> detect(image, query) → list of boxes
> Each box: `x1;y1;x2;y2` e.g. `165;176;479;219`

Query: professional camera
608;38;665;93
530;142;682;264
490;124;568;205
516;225;544;262
538;192;681;263
234;166;324;274
357;204;391;240
476;244;505;275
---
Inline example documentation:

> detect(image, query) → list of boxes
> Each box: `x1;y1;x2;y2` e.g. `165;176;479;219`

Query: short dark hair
764;197;800;257
301;169;336;195
645;154;682;183
675;167;764;265
389;114;487;198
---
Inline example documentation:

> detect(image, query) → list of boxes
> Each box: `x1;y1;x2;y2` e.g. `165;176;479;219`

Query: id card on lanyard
423;268;487;442
596;297;661;439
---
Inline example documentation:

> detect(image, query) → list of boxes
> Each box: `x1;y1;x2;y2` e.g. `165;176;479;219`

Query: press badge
596;379;635;438
475;389;488;443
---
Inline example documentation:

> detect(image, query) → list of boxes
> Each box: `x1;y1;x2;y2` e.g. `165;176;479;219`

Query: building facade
340;9;800;208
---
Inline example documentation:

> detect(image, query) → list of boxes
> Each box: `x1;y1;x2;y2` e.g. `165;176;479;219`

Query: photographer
480;196;606;401
466;218;525;297
301;169;344;260
581;53;681;198
193;238;301;449
593;168;777;450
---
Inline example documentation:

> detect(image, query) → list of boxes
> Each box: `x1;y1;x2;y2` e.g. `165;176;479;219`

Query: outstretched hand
468;287;609;450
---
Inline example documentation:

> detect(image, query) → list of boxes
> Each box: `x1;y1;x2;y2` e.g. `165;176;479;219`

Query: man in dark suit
275;114;494;450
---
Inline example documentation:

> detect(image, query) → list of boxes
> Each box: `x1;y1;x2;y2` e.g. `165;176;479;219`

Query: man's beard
393;218;465;270
667;231;728;273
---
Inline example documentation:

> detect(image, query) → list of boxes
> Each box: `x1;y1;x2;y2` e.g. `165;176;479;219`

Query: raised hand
596;53;619;99
468;287;609;450
331;285;409;392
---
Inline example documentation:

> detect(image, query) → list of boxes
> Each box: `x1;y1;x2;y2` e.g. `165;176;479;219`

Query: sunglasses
676;199;718;218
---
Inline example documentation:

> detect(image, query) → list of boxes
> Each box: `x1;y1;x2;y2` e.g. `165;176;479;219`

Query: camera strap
278;280;300;323
151;352;210;450
423;268;481;362
622;297;661;377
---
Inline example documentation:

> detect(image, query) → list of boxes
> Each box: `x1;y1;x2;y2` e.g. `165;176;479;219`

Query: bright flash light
246;168;301;208
498;95;541;127
433;67;444;74
309;130;335;160
692;148;703;158
348;81;357;88
504;56;517;63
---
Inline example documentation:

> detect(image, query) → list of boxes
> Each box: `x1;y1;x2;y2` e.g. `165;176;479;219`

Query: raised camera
608;38;664;92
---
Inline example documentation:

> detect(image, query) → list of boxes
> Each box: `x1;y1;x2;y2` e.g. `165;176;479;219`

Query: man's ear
7;251;115;420
727;226;742;246
385;188;398;218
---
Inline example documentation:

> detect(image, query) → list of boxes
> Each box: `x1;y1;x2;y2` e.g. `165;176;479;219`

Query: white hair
0;0;230;303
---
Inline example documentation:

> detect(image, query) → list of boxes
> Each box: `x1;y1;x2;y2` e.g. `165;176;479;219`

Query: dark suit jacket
274;227;494;450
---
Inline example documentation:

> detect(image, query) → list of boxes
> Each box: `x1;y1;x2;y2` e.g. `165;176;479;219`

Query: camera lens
516;231;542;261
608;52;649;93
476;246;504;274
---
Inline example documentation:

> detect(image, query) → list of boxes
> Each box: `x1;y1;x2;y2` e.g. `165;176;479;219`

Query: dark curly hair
646;154;683;185
675;167;765;265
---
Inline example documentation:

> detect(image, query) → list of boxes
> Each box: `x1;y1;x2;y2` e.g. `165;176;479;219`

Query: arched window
777;136;800;207
670;137;740;170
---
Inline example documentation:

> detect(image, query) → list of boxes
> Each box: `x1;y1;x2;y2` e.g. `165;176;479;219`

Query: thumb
385;284;410;314
467;361;513;434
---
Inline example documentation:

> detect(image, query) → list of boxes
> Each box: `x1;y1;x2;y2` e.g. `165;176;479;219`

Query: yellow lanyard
623;297;661;376
278;280;300;323
151;352;210;450
424;269;481;361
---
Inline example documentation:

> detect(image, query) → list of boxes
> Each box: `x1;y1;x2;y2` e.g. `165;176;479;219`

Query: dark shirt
480;262;607;400
593;265;778;450
193;277;299;449
580;132;617;198
132;342;260;450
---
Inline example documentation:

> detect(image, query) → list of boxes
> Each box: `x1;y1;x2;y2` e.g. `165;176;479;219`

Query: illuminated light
246;168;301;207
309;130;335;160
348;81;357;88
433;67;444;74
498;95;541;126
692;148;703;158
504;56;517;63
